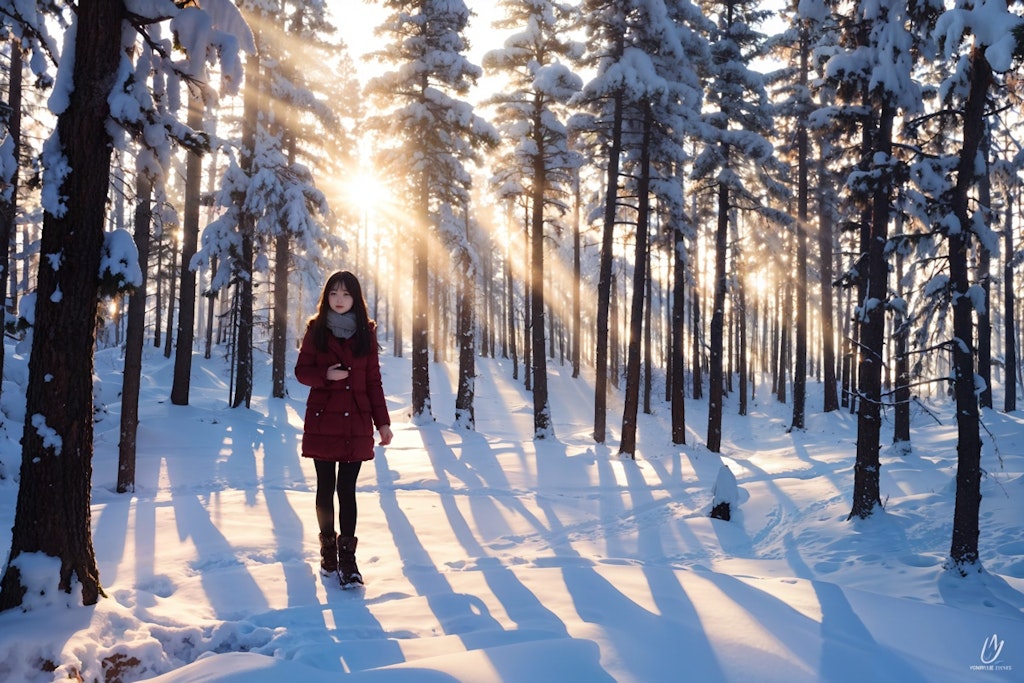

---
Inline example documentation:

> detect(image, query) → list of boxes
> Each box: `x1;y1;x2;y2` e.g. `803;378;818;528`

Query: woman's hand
326;364;349;381
378;425;393;446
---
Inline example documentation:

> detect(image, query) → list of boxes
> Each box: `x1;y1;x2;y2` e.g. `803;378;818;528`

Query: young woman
295;270;392;587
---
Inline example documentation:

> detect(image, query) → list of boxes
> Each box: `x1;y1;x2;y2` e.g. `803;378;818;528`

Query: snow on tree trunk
710;465;739;521
850;99;894;521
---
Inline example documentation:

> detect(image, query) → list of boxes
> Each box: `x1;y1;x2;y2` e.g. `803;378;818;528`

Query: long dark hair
308;270;376;356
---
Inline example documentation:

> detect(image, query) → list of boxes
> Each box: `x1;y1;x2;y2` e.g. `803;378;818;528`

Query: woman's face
328;285;354;314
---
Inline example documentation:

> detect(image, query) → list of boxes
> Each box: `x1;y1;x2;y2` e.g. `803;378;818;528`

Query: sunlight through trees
0;0;1021;610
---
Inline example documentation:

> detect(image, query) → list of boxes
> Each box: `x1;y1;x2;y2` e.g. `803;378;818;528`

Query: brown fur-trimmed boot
338;536;362;588
319;532;339;576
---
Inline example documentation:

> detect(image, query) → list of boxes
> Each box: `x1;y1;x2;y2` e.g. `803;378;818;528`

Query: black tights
314;459;363;538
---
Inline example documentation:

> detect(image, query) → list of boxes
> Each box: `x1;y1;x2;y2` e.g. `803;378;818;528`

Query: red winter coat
294;323;390;462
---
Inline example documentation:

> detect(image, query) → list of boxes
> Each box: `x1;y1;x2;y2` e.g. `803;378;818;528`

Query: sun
339;169;396;274
343;170;395;238
346;171;390;210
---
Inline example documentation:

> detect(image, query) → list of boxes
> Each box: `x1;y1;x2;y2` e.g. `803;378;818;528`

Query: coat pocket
304;392;330;434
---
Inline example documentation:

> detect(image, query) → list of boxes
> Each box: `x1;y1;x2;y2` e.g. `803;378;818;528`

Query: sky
0;337;1022;681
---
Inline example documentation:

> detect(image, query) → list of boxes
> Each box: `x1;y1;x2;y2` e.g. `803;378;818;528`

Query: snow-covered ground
0;341;1022;682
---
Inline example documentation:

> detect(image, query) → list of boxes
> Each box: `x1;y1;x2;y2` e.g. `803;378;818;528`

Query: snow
39;132;70;219
936;0;1024;72
967;283;988;315
0;340;1022;682
100;228;144;290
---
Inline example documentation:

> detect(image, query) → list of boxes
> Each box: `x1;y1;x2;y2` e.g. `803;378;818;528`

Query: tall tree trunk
671;222;687;444
0;0;126;610
154;233;163;348
392;246;403;358
611;271;620;388
455;210;476;429
204;256;217;359
948;46;989;571
620;104;652;456
692;234;703;400
791;31;810;430
531;120;551;438
432;270;447;363
771;286;780;395
523;205;532;391
271;134;296;399
777;276;790;404
593;90;623;442
977;132;993;409
232;49;260;409
738;270;748;417
893;245;911;446
840;284;852;408
643;253;653;414
480;231;492;359
410;62;432;419
170;90;204;405
272;229;289;399
0;39;23;392
118;172;153;494
664;252;673;403
707;155;730;454
572;146;582;379
506;213;517;375
163;241;176;359
818;155;839;412
849;100;895;520
848;116;875;417
411;166;432;419
202;143;219;360
1004;188;1017;413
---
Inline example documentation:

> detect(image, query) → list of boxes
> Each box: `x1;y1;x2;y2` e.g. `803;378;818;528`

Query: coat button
344;412;349;417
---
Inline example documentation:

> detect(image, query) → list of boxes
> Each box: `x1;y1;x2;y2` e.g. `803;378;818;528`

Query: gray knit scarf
327;310;357;339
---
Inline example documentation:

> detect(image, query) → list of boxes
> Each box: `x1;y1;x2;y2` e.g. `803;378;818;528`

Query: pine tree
821;0;931;519
0;1;127;609
366;0;497;423
485;0;582;438
929;1;1024;572
612;0;707;456
693;0;777;454
194;1;334;408
170;88;206;406
576;0;628;443
0;39;22;395
0;0;250;612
